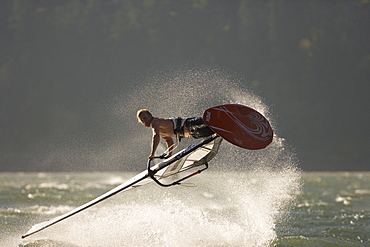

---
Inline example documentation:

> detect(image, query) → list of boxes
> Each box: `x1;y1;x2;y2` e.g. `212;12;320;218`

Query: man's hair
136;109;152;123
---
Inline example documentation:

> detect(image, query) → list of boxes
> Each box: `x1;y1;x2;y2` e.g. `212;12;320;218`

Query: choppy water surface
277;172;370;246
1;171;369;246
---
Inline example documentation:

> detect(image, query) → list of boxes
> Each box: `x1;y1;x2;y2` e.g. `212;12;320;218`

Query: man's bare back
150;118;176;138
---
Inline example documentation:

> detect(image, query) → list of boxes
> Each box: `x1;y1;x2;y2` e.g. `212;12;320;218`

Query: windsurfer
137;109;214;159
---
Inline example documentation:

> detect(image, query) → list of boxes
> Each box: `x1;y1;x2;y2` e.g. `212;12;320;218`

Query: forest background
0;0;369;171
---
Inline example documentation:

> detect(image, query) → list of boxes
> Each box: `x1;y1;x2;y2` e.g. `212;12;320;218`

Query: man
137;109;215;159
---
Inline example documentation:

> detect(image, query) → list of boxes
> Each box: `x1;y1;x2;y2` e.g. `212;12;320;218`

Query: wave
1;205;75;217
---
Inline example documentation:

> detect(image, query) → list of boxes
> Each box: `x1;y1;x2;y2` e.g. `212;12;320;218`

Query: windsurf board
203;104;273;150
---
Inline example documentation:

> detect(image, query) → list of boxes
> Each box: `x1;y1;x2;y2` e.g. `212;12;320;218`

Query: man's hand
148;154;154;160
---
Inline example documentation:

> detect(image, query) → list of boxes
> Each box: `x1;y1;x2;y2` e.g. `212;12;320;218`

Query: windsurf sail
22;134;222;239
148;135;222;186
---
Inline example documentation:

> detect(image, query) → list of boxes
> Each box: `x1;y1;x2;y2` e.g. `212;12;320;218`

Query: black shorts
185;117;215;139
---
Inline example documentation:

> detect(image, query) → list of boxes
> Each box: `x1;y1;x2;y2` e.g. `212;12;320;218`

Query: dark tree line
1;0;369;170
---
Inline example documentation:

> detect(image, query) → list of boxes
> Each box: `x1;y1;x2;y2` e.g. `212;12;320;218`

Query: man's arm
149;128;161;159
163;137;174;157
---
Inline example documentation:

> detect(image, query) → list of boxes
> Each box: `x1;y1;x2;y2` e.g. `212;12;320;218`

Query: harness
172;117;186;142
